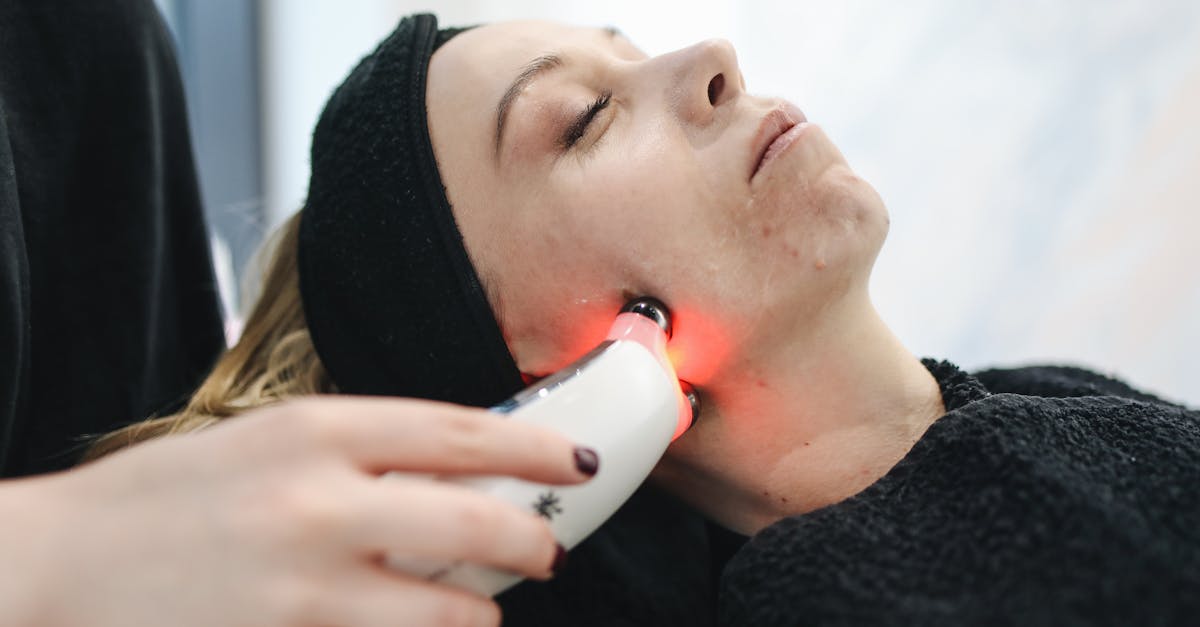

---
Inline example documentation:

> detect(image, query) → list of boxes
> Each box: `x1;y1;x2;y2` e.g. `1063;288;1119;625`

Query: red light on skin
663;308;731;387
519;302;731;397
665;345;688;375
605;307;731;387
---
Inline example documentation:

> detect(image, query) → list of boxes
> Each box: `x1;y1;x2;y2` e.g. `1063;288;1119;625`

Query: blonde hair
83;212;334;461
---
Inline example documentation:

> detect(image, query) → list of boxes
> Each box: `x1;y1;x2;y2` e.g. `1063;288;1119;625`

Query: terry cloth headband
297;13;524;407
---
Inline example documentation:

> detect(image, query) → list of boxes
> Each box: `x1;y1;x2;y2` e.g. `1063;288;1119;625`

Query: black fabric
973;363;1181;406
719;360;1200;626
496;361;1200;626
498;484;717;627
299;14;524;407
0;0;225;476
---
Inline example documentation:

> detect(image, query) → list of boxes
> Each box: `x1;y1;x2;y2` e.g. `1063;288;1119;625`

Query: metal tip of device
680;381;701;426
621;297;672;338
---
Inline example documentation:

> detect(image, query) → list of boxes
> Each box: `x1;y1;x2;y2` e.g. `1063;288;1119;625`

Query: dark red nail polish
573;447;599;476
551;543;568;576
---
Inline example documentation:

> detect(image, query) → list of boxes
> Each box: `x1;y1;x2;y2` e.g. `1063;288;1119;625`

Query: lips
749;102;808;181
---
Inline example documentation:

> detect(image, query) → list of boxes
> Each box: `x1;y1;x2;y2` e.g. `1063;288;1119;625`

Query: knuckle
245;483;350;544
446;497;518;556
452;497;504;541
437;413;494;459
286;490;351;539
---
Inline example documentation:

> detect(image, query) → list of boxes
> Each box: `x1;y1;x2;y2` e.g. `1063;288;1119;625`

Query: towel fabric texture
298;14;524;407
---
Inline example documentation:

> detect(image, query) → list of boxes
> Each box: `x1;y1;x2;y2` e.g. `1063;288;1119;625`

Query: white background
257;0;1200;404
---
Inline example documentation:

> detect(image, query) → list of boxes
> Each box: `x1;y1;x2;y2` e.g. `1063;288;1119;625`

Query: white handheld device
386;298;697;595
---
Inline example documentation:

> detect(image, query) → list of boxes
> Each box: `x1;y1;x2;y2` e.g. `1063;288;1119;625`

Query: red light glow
664;307;731;386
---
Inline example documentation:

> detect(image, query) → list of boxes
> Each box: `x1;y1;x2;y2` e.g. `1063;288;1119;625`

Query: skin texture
428;22;945;534
0;398;593;627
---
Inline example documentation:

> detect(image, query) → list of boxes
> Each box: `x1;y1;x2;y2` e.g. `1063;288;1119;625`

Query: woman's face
427;21;888;385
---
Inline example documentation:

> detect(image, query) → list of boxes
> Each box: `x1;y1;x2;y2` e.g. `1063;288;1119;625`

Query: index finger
281;396;596;484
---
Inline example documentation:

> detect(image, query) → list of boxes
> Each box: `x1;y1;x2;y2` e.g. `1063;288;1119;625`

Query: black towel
719;360;1200;626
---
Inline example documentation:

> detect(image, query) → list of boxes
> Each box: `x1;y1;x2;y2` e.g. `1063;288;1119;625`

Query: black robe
719;360;1200;625
501;361;1200;626
0;0;224;476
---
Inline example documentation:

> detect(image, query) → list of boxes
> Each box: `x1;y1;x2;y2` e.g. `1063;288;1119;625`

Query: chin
821;163;885;220
815;166;888;262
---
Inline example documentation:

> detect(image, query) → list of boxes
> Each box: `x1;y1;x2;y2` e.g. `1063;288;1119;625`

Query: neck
653;292;945;535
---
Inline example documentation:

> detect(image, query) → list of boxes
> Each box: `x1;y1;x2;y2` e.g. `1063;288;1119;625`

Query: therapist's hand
0;397;595;627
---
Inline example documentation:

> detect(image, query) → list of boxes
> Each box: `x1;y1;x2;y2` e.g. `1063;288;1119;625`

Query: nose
661;38;743;127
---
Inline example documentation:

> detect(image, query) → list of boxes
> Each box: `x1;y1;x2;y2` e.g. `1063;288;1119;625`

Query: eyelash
560;90;612;150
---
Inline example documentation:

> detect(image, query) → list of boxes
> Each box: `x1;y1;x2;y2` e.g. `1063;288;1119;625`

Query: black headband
298;13;524;407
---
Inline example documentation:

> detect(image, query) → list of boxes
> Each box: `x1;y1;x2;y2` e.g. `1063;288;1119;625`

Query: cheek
559;155;749;386
489;179;665;372
499;130;746;372
554;146;702;277
491;226;612;370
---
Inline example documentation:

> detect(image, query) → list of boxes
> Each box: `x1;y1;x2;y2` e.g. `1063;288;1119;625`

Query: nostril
707;73;725;106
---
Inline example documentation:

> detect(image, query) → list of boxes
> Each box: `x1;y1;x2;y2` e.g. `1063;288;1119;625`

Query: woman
90;13;1200;626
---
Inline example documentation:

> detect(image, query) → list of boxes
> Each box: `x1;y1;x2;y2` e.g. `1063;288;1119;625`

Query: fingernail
573;447;599;476
551;543;568;576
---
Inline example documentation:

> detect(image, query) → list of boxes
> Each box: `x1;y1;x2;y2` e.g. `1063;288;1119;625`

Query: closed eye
560;91;612;150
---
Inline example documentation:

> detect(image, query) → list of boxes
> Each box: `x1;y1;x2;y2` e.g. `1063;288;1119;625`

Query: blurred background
153;0;1200;405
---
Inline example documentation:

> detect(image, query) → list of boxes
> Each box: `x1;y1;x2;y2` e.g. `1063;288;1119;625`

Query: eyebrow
493;27;623;160
494;53;565;157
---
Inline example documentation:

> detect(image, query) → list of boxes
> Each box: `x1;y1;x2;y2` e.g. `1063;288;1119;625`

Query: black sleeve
973;364;1185;407
0;98;32;473
0;0;225;476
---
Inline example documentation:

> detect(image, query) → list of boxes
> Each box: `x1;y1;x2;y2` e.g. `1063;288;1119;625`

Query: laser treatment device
386;297;699;595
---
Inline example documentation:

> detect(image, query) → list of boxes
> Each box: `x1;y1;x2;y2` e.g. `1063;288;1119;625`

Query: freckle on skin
814;259;827;270
761;225;771;238
787;247;798;258
804;441;811;447
756;379;768;388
